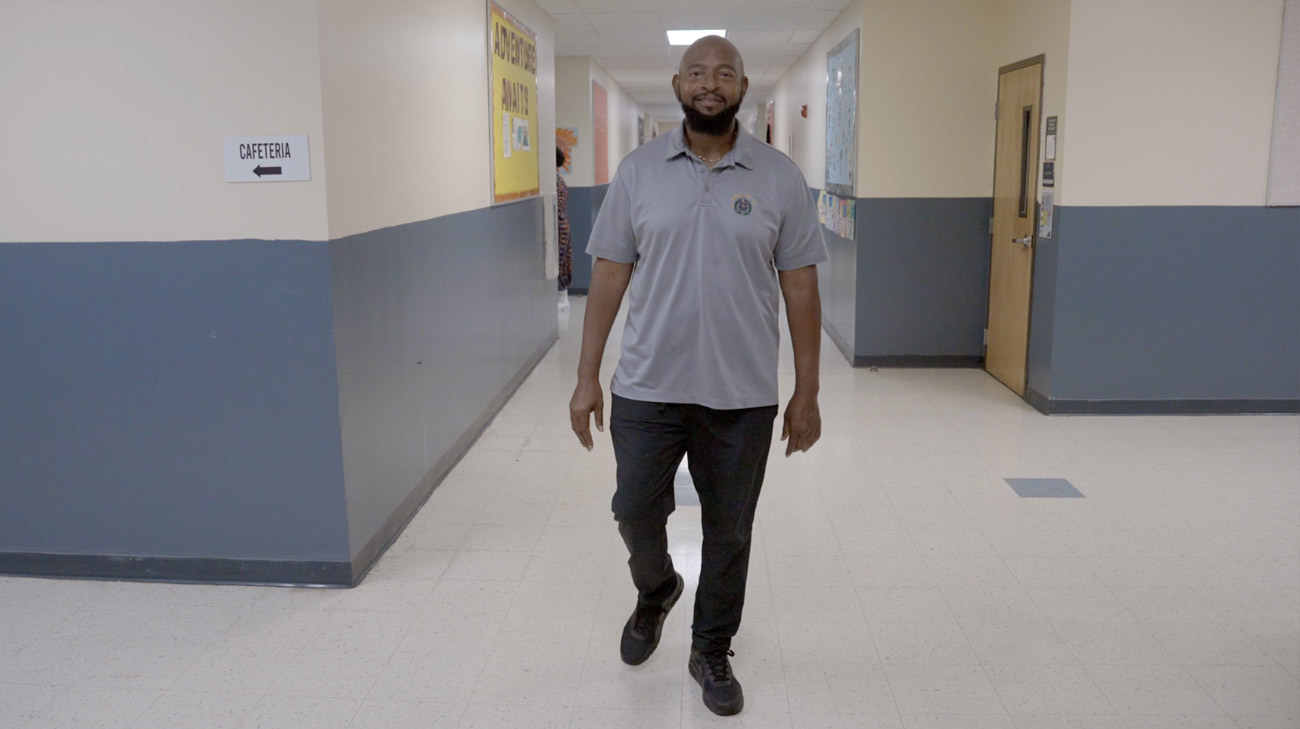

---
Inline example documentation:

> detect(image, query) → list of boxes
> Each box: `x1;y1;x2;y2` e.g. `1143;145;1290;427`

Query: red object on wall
800;105;808;118
593;81;609;185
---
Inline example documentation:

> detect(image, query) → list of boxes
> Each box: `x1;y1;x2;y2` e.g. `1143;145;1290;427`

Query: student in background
557;146;572;310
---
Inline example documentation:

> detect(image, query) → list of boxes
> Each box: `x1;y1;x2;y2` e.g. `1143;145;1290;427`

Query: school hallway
1;295;1296;729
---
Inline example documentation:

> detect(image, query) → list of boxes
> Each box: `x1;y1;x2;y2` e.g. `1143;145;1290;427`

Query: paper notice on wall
502;113;512;158
513;117;532;152
817;190;856;240
1039;190;1054;239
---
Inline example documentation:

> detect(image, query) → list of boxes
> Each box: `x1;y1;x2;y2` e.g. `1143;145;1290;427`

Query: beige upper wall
1065;0;1284;206
320;0;555;239
591;59;646;178
770;0;1282;207
858;0;1000;198
554;56;644;188
995;0;1072;204
0;0;561;244
0;0;329;243
770;0;1001;198
556;56;594;187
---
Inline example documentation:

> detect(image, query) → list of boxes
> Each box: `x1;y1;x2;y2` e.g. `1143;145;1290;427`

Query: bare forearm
577;258;634;381
779;266;822;394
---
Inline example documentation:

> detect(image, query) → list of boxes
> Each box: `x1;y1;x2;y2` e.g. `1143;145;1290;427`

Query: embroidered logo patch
732;194;754;216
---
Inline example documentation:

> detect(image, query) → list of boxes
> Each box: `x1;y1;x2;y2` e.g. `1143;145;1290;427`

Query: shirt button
704;186;711;192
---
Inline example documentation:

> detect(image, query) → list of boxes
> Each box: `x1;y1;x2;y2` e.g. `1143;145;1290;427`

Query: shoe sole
621;573;684;666
689;658;744;716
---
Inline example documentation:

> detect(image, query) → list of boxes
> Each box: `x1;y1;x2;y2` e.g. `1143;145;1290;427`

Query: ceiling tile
728;29;793;44
790;28;821;44
740;52;777;66
657;11;732;29
573;0;647;11
536;0;581;14
599;30;669;47
730;11;804;29
656;0;738;10
586;11;663;31
734;0;812;6
551;13;595;32
556;44;610;56
596;55;673;70
766;59;796;75
798;9;839;28
555;31;604;44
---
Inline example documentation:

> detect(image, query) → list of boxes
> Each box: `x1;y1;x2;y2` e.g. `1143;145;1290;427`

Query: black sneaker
689;647;744;716
620;572;684;665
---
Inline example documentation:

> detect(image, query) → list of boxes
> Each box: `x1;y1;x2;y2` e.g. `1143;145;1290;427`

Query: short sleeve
772;165;829;271
585;168;637;264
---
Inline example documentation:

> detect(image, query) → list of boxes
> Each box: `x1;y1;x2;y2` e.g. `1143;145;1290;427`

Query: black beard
681;98;743;137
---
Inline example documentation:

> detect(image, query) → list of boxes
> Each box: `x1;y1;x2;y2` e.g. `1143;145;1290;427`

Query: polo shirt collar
668;122;756;170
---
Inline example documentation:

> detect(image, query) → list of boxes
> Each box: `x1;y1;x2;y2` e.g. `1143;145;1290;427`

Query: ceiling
535;0;852;119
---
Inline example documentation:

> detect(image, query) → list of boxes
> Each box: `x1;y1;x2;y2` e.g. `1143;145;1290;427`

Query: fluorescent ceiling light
666;29;726;46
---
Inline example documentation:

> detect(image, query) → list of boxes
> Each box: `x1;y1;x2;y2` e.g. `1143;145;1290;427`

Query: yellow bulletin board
489;2;540;204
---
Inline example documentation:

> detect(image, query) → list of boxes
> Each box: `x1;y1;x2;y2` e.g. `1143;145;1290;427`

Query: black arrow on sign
253;165;282;177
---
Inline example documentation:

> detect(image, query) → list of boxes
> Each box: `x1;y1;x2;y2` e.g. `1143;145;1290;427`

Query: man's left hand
780;390;821;457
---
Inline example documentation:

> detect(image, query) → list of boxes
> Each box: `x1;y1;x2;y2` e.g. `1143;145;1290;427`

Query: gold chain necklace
687;126;736;164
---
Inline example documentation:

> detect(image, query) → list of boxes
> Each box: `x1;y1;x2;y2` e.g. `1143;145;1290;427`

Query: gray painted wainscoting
330;198;558;578
820;214;859;364
0;199;559;585
1027;205;1300;413
817;192;992;368
0;240;352;581
854;198;992;366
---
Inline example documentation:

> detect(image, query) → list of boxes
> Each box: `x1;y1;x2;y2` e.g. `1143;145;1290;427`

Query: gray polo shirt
587;125;828;410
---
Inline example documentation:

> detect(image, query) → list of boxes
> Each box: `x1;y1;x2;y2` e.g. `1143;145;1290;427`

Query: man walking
568;36;826;717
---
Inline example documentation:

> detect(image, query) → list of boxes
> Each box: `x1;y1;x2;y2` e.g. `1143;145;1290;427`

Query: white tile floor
2;296;1299;729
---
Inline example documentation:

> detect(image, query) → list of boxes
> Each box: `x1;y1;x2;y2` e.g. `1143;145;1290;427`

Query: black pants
609;394;777;654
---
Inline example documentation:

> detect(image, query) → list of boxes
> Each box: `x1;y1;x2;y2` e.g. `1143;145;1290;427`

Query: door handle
1012;235;1033;248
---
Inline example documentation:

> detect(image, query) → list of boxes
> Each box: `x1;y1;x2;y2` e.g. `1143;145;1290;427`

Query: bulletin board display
489;2;540;204
825;28;860;199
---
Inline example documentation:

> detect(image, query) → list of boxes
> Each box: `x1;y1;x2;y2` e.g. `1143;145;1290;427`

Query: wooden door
985;58;1043;396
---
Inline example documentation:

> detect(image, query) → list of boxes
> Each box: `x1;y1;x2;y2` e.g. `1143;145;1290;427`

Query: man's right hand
569;378;605;451
569;257;632;452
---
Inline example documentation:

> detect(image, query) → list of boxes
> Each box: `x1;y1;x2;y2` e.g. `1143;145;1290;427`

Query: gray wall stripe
330;198;557;563
1;199;560;585
0;240;350;563
1037;205;1300;403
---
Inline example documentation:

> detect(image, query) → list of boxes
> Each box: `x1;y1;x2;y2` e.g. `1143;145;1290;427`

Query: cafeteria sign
490;2;539;203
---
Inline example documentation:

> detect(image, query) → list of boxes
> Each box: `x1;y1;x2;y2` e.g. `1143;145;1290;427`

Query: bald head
678;35;745;79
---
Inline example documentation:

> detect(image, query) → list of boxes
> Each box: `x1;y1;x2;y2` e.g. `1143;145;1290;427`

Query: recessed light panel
666;29;727;46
